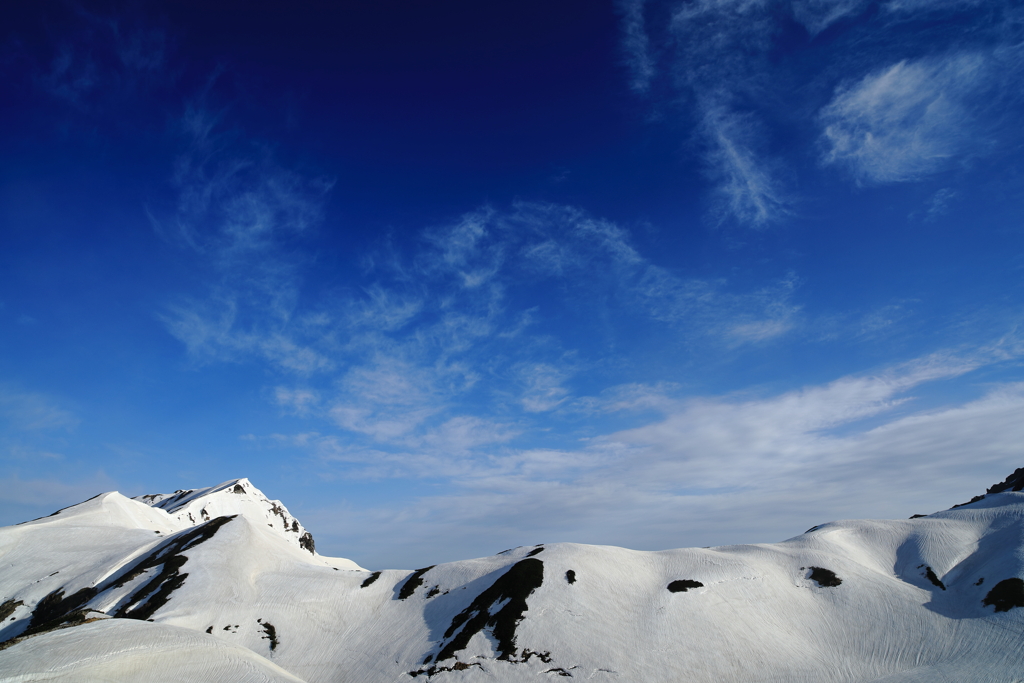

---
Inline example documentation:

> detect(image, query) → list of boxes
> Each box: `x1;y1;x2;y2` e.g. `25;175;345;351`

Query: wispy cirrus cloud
302;347;1024;566
701;102;791;228
162;170;807;465
156;104;335;375
624;0;1024;224
819;53;991;183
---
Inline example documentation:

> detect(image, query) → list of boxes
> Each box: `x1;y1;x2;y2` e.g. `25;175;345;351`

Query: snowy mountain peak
133;478;317;555
3;469;1024;681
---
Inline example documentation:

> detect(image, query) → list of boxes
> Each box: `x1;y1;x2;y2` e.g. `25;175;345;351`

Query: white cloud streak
701;103;791;228
302;349;1022;567
819;53;990;183
624;0;1024;222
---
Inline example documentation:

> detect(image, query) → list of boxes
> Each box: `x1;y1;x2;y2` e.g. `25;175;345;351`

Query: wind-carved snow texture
4;469;1024;682
409;558;545;678
0;515;235;651
111;515;236;620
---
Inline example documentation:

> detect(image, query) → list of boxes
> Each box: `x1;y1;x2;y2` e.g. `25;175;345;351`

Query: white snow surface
1;479;1023;682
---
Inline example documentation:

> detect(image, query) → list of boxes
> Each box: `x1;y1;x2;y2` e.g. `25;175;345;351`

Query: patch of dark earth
808;567;842;587
565;570;576;584
398;566;436;600
0;600;23;622
667;580;703;593
361;571;382;588
409;558;545;676
983;578;1024;612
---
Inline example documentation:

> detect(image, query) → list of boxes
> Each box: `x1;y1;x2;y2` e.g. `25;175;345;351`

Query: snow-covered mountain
1;472;1023;682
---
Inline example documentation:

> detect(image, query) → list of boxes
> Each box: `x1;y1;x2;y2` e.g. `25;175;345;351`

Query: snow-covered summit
133;478;317;555
1;470;1023;682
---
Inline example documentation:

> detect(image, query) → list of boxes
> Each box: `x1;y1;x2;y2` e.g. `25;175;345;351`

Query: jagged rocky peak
988;467;1024;494
133;478;317;554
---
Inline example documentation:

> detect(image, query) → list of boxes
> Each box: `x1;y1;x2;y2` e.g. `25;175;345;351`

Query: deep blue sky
2;0;1023;569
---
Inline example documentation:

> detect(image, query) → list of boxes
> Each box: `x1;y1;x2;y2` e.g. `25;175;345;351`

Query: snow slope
1;472;1022;682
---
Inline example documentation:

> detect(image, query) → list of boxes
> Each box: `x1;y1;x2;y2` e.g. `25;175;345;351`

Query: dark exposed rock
299;531;315;554
398;567;435;600
526;546;544;557
361;571;382;588
987;467;1024;494
924;566;946;590
521;649;553;663
951;495;986;509
231;484;246;494
982;578;1024;612
667;580;703;593
261;621;279;651
114;516;236;621
23;586;97;640
808;567;842;587
909;514;927;519
565;570;576;584
409;660;482;677
433;558;544;664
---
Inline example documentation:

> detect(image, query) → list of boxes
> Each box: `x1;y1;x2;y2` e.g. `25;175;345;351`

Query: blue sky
2;0;1023;569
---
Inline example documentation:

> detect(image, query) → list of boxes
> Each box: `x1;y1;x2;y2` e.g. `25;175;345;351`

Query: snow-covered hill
1;473;1022;682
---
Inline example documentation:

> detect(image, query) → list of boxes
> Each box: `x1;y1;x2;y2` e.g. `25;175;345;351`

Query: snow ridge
1;470;1023;682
